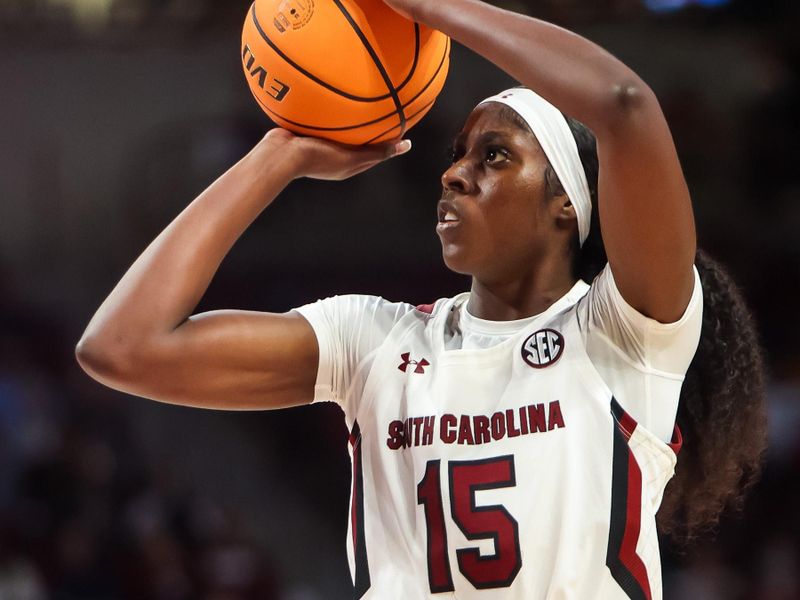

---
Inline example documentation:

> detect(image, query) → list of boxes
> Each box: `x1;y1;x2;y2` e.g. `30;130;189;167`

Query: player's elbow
610;80;654;111
596;78;659;130
75;332;145;387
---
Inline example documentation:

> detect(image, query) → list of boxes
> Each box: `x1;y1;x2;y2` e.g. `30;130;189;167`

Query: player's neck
468;262;577;322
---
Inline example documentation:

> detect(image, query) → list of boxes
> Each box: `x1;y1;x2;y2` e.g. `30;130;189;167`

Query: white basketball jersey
297;280;687;599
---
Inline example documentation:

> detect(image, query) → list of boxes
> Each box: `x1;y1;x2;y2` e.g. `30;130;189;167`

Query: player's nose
441;160;475;195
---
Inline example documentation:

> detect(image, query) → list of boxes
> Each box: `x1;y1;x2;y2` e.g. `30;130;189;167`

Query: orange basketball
241;0;450;145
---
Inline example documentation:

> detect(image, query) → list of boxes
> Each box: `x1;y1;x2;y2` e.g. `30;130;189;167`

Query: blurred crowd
0;0;763;36
0;297;280;599
2;0;800;598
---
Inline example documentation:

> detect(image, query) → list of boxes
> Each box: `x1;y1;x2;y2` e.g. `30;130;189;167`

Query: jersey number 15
417;455;522;593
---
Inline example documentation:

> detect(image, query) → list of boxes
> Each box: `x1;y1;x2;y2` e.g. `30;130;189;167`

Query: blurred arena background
1;0;799;598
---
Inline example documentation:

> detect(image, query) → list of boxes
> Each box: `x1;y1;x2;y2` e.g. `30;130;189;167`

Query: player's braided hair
565;114;767;544
500;104;768;543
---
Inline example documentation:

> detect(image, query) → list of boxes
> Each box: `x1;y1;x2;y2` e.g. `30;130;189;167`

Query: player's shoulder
334;293;457;317
300;293;456;334
362;293;463;339
411;293;464;318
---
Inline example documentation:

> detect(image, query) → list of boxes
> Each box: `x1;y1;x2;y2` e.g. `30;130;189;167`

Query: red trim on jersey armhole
618;411;637;440
612;399;681;456
608;398;653;600
349;429;359;559
668;425;683;455
349;422;371;596
610;398;637;440
415;303;435;314
619;449;653;599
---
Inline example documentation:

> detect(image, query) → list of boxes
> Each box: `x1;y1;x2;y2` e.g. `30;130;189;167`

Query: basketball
241;0;450;145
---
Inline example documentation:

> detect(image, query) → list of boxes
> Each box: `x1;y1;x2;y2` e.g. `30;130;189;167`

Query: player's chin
439;242;475;276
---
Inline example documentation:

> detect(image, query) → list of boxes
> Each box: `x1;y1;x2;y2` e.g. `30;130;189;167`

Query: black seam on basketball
360;35;448;141
253;36;448;134
253;92;397;131
331;0;406;135
392;23;420;95
362;97;436;144
398;36;449;113
250;3;395;102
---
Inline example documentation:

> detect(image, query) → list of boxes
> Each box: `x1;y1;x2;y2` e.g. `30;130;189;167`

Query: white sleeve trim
291;307;337;404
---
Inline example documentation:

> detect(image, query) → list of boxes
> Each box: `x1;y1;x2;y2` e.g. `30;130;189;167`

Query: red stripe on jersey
607;398;652;600
668;425;683;455
619;448;653;599
611;397;683;456
349;422;371;596
350;443;358;552
610;398;637;439
617;411;637;440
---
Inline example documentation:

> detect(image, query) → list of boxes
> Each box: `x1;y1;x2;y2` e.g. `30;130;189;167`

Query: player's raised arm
392;0;695;323
76;129;411;409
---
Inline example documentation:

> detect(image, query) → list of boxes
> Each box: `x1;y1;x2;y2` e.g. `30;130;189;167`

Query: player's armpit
76;310;319;410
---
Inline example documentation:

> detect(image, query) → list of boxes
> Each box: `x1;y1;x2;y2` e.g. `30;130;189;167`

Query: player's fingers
362;139;412;162
365;140;410;166
335;139;411;179
388;139;412;158
294;136;411;180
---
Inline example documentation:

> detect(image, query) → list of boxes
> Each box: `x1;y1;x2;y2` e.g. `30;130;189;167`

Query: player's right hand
263;128;411;181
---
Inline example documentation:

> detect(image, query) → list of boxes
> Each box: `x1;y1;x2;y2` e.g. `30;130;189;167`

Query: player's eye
446;144;464;164
485;145;511;165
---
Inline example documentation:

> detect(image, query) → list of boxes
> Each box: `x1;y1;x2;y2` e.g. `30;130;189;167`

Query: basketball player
76;0;767;598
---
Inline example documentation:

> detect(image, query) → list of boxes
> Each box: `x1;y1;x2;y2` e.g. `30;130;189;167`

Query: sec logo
521;329;565;368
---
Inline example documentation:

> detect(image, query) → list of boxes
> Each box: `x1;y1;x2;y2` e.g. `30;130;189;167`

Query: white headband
478;88;592;246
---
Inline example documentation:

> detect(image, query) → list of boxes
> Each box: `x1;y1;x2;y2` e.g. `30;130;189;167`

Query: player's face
437;103;555;282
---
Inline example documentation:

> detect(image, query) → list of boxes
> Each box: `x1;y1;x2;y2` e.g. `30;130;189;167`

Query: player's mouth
437;199;461;233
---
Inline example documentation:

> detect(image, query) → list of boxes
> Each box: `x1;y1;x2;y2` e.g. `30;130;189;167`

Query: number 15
417;455;522;593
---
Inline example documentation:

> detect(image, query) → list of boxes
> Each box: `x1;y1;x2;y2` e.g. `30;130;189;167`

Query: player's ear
554;197;578;235
545;166;576;230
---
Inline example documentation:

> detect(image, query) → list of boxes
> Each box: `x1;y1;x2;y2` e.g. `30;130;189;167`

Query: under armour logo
398;352;430;374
